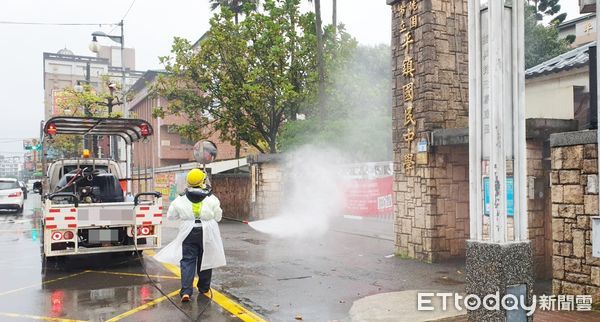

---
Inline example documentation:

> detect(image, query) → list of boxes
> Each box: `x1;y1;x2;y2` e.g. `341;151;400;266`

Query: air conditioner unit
581;0;596;14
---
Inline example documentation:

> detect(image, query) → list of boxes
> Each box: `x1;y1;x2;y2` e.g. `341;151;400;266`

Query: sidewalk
432;310;600;322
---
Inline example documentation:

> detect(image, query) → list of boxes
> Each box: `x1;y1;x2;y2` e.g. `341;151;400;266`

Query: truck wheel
15;206;23;214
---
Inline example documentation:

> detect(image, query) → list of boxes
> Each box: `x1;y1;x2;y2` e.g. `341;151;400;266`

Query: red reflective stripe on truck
154;214;162;217
45;217;54;221
64;216;76;220
136;214;145;218
68;224;77;228
140;206;150;211
142;221;152;225
158;206;163;210
49;209;60;213
70;208;77;212
46;225;57;229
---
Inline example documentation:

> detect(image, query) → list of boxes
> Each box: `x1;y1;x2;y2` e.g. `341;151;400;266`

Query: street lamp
74;81;84;93
89;20;126;117
89;20;132;192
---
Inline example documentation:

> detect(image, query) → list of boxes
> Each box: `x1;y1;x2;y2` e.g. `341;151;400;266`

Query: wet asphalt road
0;195;470;322
0;195;239;322
214;219;466;321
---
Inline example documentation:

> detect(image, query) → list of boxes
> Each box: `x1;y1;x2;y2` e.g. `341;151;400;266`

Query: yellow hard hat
187;169;206;187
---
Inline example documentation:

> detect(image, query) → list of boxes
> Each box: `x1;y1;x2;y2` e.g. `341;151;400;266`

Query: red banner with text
343;176;393;217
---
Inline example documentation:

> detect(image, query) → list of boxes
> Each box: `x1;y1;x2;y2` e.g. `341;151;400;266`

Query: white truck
38;116;163;258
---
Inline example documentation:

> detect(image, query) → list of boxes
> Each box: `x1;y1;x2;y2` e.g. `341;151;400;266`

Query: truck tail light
51;231;75;241
63;231;75;240
8;191;21;197
140;123;150;136
46;123;57;136
137;226;153;236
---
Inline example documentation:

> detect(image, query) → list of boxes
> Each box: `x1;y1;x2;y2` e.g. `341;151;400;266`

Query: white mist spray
248;44;392;238
248;146;346;239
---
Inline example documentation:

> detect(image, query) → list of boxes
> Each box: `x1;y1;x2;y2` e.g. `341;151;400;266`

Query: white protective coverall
154;193;226;270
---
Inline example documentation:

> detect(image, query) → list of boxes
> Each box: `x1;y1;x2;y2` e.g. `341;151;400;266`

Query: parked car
19;181;28;199
0;178;24;214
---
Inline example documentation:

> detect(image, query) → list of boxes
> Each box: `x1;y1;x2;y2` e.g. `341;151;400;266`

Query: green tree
525;3;571;69
154;0;355;153
209;0;260;24
47;81;125;158
527;0;566;25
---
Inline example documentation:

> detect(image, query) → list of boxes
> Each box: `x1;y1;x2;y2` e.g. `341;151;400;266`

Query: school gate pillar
387;0;471;262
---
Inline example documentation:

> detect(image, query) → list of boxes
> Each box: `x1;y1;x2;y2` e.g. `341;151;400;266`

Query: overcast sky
0;0;582;155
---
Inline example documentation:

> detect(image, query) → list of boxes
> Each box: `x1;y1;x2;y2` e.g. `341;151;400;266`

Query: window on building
111;48;122;68
181;137;194;145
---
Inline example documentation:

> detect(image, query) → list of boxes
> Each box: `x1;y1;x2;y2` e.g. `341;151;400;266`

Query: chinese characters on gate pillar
399;0;419;173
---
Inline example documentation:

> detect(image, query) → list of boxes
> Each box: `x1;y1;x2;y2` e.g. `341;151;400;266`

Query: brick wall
527;140;553;279
550;135;600;302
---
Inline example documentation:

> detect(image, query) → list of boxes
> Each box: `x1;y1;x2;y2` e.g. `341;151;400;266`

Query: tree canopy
154;0;356;153
209;0;260;24
47;80;125;159
525;2;572;69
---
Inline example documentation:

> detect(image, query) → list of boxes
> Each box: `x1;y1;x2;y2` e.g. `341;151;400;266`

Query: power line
0;21;118;26
121;0;137;21
108;0;137;34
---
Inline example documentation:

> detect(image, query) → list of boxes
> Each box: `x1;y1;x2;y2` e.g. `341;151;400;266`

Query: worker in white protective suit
154;169;226;302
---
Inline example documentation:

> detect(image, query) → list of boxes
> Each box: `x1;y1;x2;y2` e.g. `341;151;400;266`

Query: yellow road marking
86;270;180;280
0;271;89;297
145;250;266;322
0;312;86;322
105;289;180;322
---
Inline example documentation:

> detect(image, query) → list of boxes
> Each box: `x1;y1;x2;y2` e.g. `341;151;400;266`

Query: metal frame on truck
40;116;162;257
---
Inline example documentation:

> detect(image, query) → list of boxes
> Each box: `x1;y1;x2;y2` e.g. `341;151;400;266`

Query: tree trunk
332;0;337;35
234;0;239;24
314;0;325;116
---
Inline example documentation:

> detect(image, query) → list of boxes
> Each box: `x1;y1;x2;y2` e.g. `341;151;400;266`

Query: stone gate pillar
388;0;470;262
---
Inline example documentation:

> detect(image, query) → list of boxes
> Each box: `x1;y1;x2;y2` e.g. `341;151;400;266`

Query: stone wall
390;0;469;262
394;138;552;267
550;131;600;302
249;155;284;220
395;145;469;261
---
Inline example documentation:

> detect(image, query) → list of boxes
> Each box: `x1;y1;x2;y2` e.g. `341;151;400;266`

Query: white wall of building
525;67;588;119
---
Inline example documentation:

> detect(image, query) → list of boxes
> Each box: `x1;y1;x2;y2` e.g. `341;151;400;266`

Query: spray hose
222;216;249;224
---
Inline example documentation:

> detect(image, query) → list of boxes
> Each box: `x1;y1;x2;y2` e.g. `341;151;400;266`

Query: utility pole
83;62;95;154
